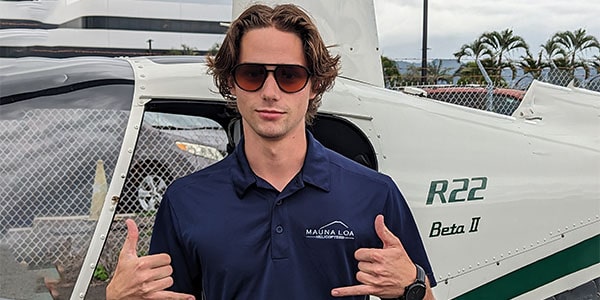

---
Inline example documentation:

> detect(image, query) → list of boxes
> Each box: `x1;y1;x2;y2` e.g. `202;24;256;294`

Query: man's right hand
106;219;195;300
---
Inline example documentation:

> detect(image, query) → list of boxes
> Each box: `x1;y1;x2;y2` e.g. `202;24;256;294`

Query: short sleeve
149;193;203;295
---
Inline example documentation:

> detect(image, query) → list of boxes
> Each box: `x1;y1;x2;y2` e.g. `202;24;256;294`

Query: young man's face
231;26;316;141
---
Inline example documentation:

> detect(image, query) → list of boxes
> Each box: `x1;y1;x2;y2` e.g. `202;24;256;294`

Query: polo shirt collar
301;130;331;192
231;130;331;197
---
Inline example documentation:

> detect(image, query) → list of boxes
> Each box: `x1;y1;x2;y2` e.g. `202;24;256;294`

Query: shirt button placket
271;195;288;259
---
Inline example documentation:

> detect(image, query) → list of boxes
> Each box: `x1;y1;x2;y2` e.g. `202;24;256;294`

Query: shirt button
275;200;282;206
275;225;284;234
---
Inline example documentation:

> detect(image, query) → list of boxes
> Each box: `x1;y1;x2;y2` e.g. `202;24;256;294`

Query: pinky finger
356;270;378;286
148;290;196;300
142;276;175;294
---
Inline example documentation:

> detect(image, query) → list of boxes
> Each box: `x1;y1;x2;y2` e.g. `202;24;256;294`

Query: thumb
374;214;402;249
121;218;139;258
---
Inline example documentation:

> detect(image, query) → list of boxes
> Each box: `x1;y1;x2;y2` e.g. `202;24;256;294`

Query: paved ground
0;245;43;299
0;242;106;299
56;284;106;300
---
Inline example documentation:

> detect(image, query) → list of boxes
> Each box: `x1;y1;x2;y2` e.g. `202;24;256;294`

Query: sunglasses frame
232;63;312;94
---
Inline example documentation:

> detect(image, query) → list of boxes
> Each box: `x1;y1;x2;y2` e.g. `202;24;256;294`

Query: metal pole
147;39;153;55
421;0;428;84
476;59;494;112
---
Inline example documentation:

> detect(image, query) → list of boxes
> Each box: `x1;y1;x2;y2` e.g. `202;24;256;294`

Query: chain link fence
389;67;599;116
0;108;128;299
99;111;228;277
0;105;228;299
0;108;127;261
398;85;525;115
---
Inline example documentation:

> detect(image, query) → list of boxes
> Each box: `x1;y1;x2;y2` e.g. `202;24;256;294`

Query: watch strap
382;263;427;300
401;263;427;300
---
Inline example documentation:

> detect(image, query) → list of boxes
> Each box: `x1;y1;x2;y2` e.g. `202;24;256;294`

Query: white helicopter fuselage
62;1;599;299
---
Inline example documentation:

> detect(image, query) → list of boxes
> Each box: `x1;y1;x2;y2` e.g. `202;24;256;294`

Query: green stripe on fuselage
453;234;600;299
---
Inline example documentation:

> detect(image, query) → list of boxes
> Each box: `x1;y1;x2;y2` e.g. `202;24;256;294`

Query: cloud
374;0;600;60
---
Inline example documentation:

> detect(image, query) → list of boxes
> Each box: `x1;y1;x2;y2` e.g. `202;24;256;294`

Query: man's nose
261;72;280;98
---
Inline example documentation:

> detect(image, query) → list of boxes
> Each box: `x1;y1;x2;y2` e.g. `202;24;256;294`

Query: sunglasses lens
234;64;267;92
275;65;309;93
233;64;310;93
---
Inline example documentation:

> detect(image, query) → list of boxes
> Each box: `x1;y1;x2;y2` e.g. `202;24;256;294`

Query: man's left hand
331;214;416;298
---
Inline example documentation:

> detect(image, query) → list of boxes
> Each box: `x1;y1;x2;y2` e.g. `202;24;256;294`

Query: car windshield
144;111;221;129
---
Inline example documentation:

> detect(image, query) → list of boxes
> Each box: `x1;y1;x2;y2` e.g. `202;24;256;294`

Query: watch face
406;284;426;300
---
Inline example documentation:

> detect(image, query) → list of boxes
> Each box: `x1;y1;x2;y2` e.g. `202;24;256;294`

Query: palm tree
480;29;529;82
454;59;496;85
207;43;221;56
540;39;567;68
427;60;453;84
552;29;600;81
455;29;528;83
593;55;600;73
481;29;529;69
587;55;600;91
166;44;198;55
381;55;402;88
552;28;600;67
453;39;493;63
403;64;424;85
519;50;546;79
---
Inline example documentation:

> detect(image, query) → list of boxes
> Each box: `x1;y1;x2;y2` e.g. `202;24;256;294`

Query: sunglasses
232;63;312;93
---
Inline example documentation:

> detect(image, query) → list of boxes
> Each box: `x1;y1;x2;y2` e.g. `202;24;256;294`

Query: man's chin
257;130;286;140
248;123;304;141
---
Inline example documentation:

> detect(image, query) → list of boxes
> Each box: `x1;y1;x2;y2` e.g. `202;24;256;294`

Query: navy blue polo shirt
150;131;436;299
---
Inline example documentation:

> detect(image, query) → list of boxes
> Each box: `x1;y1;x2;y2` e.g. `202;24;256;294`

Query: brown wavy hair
206;4;340;124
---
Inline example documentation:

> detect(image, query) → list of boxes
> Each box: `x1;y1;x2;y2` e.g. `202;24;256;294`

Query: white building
0;0;231;57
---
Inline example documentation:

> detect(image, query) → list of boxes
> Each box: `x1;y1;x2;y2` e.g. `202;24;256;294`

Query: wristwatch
398;263;427;300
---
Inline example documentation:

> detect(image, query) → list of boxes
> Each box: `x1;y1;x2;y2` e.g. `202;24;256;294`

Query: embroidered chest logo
305;220;355;240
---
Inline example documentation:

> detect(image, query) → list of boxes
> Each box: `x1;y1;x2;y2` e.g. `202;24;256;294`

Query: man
107;4;436;300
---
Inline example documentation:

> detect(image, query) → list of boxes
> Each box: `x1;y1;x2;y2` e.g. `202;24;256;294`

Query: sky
373;0;600;61
202;0;599;62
